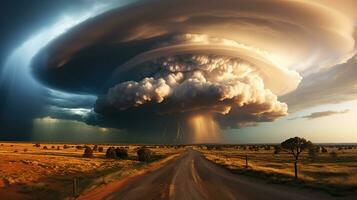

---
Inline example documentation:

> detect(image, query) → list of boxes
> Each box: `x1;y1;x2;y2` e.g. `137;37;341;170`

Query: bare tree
281;137;313;179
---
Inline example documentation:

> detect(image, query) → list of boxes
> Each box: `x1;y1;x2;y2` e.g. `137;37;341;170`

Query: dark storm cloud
29;0;357;139
281;55;357;112
32;0;355;95
0;0;81;140
45;90;96;109
289;109;350;120
0;0;132;141
42;106;89;122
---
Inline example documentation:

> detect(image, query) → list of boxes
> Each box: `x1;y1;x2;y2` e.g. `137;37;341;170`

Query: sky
1;0;357;144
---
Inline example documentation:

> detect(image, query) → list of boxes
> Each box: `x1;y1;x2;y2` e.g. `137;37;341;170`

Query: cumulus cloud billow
30;0;357;142
96;55;287;119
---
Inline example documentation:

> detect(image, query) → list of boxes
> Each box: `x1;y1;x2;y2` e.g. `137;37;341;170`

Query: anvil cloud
30;0;357;141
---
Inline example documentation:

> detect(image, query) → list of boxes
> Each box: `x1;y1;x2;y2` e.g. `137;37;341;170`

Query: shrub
273;145;281;154
308;146;319;160
315;146;321;153
76;145;83;150
264;146;271;150
57;146;61;150
321;147;328;153
206;145;214;150
93;145;98;151
34;143;41;148
83;147;94;158
115;147;129;159
23;148;28;152
51;146;55;149
215;146;223;150
43;146;48;150
137;147;152;162
330;151;338;158
105;147;117;159
98;146;104;152
63;144;69;149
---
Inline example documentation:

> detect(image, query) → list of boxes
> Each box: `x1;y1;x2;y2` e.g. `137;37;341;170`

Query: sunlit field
0;142;183;199
196;144;357;197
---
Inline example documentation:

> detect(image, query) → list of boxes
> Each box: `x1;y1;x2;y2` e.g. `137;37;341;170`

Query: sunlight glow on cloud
1;0;356;143
26;0;357;143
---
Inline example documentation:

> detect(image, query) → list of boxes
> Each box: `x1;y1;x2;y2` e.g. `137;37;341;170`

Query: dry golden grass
0;142;183;200
197;145;357;196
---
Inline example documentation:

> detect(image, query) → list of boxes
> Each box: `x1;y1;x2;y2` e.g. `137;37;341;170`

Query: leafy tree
280;137;313;179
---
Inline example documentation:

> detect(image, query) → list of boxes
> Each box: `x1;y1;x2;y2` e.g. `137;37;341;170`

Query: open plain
0;142;356;199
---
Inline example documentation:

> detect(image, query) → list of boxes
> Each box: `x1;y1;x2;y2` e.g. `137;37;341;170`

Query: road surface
80;149;344;200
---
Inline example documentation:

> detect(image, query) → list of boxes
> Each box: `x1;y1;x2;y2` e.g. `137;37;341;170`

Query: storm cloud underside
30;0;357;142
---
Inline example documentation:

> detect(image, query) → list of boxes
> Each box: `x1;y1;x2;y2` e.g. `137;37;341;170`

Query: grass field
1;142;356;199
196;145;357;197
0;142;183;200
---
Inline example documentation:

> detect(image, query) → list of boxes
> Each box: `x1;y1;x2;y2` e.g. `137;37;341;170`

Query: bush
83;147;94;158
264;146;271;150
330;151;338;158
23;148;28;152
137;147;152;162
308;146;319;160
98;146;104;152
215;146;223;150
273;145;281;154
63;144;69;149
51;146;55;149
57;146;61;150
43;146;48;150
93;145;98;151
76;145;83;150
115;147;128;159
206;145;214;150
105;147;117;159
34;143;41;148
321;147;328;153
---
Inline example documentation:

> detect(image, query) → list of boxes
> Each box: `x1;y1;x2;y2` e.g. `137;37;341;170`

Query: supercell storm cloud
30;0;356;142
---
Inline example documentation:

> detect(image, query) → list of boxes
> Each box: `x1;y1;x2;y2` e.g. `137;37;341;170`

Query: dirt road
79;149;345;200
